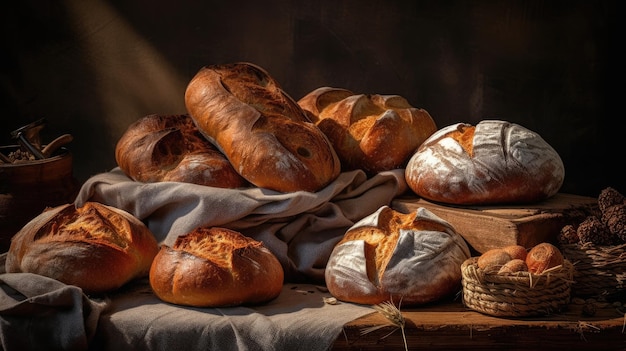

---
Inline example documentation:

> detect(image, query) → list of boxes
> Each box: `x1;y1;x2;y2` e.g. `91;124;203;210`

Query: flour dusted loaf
405;120;565;205
184;62;341;193
298;87;437;174
115;114;248;188
5;202;159;294
149;227;284;307
325;206;470;306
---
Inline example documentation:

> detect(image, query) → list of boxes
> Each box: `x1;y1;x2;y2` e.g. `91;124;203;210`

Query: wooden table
332;298;625;350
333;194;623;350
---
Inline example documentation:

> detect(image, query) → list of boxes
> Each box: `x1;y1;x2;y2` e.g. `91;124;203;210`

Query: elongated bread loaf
149;227;284;307
5;202;159;294
184;62;341;192
298;87;437;174
115;114;248;188
405;120;565;205
325;206;470;306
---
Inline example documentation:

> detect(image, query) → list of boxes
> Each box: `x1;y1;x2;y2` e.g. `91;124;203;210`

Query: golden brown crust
5;202;159;294
149;227;284;307
298;87;437;174
115;114;248;188
525;242;564;274
184;62;341;193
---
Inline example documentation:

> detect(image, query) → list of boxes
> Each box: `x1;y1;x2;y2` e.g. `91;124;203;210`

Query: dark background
1;0;622;198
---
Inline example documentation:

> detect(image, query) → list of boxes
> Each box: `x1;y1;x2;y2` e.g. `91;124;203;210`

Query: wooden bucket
0;145;79;252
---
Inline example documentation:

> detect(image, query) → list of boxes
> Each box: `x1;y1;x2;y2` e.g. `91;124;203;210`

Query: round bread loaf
149;227;284;307
325;206;470;306
184;62;341;193
115;114;248;188
298;87;438;175
5;202;159;294
405;120;565;205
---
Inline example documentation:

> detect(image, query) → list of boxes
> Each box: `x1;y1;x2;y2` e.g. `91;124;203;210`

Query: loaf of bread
5;202;159;294
405;120;565;205
298;87;437;174
325;206;470;306
184;62;341;193
115;114;248;188
149;227;284;307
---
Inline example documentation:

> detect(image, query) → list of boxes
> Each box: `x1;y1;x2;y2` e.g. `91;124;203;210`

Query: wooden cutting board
391;193;598;254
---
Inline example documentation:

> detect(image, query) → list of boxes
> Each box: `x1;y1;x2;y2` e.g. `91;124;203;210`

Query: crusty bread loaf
325;206;470;306
184;62;341;193
405;120;565;205
5;202;159;294
298;87;437;174
115;114;248;188
149;227;284;307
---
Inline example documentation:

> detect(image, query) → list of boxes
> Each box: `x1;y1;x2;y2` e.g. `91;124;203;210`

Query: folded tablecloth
75;167;408;283
0;255;109;351
0;167;408;351
0;254;376;351
89;279;375;351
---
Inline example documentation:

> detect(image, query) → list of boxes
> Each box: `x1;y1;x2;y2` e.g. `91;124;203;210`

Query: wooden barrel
0;145;79;252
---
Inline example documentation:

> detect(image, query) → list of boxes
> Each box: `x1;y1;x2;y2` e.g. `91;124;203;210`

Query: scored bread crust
184;62;341;193
405;120;565;205
5;202;159;294
324;206;470;306
115;114;248;188
149;227;284;307
298;87;437;174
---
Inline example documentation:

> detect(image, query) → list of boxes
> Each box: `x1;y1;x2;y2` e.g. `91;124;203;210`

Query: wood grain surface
392;193;598;254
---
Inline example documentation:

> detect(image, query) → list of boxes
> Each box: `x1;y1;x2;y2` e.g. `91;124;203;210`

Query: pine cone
598;187;625;213
558;224;579;244
602;203;626;242
577;215;615;245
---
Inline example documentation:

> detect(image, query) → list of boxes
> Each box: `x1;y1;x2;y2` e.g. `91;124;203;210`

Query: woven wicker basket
560;242;626;298
461;257;574;317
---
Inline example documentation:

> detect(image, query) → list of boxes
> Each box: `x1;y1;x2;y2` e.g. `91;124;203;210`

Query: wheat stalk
361;297;408;351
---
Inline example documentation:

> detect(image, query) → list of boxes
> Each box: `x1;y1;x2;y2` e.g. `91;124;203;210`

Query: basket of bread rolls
557;187;626;299
461;243;574;317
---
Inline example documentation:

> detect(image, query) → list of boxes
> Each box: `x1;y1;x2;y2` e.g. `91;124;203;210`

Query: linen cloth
89;279;375;351
0;256;109;351
0;258;375;351
0;167;408;350
74;167;408;283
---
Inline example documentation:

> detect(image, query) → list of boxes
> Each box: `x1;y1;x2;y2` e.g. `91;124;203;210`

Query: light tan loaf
325;206;470;306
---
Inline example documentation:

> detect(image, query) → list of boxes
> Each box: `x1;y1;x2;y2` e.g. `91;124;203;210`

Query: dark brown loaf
324;206;470;306
405;120;565;205
184;62;341;193
298;87;437;174
149;227;284;307
115;114;248;188
5;202;159;294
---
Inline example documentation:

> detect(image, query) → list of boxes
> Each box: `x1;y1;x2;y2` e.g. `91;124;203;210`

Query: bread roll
149;227;284;307
325;206;470;306
525;242;564;274
184;62;341;193
5;202;159;294
476;248;512;274
298;87;437;174
405;120;565;205
115;114;248;188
